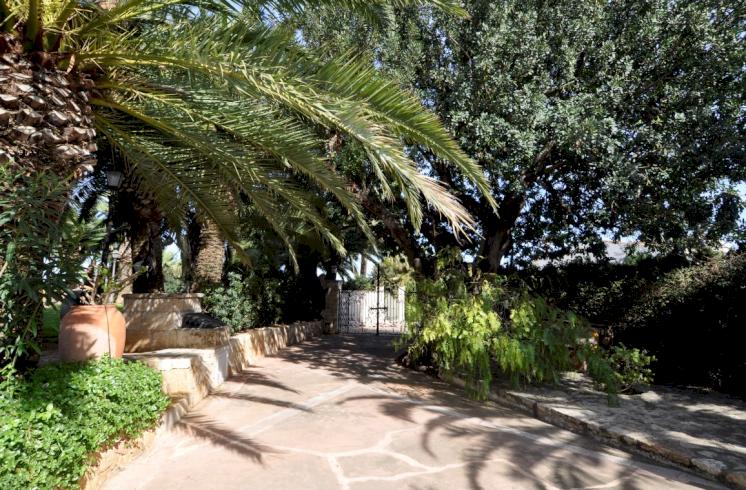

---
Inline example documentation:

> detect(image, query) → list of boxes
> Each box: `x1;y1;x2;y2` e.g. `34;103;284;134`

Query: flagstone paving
489;372;746;487
104;335;722;490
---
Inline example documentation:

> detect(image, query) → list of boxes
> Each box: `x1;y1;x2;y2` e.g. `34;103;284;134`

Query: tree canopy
298;0;746;271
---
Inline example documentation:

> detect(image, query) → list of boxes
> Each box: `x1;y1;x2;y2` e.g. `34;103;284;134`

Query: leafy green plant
402;255;619;401
528;252;745;395
343;274;375;291
0;358;169;489
0;169;103;365
78;264;143;306
163;247;184;294
495;295;600;387
203;273;255;332
202;272;284;332
405;281;502;397
605;344;656;394
2;0;493;271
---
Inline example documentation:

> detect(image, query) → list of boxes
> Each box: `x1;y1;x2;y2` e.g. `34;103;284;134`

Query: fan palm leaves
1;0;493;264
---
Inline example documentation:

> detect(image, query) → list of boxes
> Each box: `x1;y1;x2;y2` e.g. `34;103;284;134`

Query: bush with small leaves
605;344;656;394
0;358;169;489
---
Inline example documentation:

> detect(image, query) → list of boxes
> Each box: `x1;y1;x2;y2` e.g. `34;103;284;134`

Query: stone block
124;321;322;408
124;326;229;352
726;471;746;488
691;458;727;477
123;293;203;331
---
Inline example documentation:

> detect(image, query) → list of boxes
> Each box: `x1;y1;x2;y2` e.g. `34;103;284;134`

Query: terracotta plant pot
59;305;126;362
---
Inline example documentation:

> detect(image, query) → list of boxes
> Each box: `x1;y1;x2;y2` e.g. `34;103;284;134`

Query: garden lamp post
102;169;124;259
111;246;121;282
93;170;125;297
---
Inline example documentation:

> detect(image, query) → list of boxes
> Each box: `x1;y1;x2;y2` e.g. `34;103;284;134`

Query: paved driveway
104;335;720;490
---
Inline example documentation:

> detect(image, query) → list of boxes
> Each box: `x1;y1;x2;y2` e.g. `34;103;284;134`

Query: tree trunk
192;215;225;291
179;229;194;292
179;210;201;292
359;254;367;276
113;240;132;303
478;194;524;273
0;34;96;180
287;250;325;322
128;205;164;293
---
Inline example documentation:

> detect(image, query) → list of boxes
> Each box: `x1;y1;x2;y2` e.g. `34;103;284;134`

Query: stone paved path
491;372;746;487
104;335;722;490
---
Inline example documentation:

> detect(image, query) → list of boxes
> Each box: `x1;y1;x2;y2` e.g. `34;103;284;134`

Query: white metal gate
337;287;406;335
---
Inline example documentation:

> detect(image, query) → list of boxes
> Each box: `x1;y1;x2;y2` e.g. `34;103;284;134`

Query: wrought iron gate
337;286;406;335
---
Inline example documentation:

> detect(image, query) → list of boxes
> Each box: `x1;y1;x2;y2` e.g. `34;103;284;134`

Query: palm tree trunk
192;215;225;290
0;33;96;180
128;205;165;293
113;240;133;303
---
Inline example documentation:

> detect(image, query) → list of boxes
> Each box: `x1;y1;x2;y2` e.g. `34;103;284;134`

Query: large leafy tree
0;0;493;287
299;0;746;272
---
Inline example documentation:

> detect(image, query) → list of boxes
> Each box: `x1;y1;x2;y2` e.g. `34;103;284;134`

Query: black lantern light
105;170;124;190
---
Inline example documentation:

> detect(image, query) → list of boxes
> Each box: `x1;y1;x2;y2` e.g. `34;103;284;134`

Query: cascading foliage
402;254;620;403
1;0;494;363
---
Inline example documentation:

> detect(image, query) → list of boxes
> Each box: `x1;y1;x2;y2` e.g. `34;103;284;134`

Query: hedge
527;252;746;396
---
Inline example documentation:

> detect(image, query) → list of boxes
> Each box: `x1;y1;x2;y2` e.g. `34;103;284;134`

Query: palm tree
191;212;225;289
1;1;495;287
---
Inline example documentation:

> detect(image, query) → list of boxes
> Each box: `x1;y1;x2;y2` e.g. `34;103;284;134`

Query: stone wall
125;326;230;353
123;293;203;331
123;293;222;353
84;320;323;489
125;320;323;407
228;321;323;372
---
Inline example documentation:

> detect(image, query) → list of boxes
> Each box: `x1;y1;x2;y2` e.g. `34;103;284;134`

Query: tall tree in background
299;0;745;272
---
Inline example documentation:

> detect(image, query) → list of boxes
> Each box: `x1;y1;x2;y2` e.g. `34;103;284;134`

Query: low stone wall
445;372;746;489
126;345;231;406
80;397;190;490
125;326;230;353
124;320;323;408
84;321;322;489
123;293;203;331
228;321;323;372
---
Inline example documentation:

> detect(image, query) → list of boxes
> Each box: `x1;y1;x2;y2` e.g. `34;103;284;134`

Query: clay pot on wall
59;305;126;362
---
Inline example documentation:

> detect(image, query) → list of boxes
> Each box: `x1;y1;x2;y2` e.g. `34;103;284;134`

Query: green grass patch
0;358;170;489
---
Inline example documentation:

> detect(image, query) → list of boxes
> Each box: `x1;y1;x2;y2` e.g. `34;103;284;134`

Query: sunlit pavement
104;335;721;490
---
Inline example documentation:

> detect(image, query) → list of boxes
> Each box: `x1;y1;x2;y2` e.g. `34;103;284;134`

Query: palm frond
8;0;488;261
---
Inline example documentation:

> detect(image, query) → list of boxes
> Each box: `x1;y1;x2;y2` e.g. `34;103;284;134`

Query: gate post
322;278;342;335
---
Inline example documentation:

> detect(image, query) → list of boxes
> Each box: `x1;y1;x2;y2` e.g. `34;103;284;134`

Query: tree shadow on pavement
226;367;301;394
212;391;313;412
174;413;281;463
278;334;721;490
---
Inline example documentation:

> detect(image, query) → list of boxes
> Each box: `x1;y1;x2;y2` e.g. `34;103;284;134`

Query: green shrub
0;358;169;489
342;274;374;291
203;272;283;332
42;306;61;339
403;264;619;402
0;168;102;364
521;254;687;329
605;344;656;393
615;253;746;394
526;253;746;396
404;280;502;398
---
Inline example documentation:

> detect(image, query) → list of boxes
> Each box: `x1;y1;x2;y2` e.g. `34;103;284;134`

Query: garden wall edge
82;320;323;489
